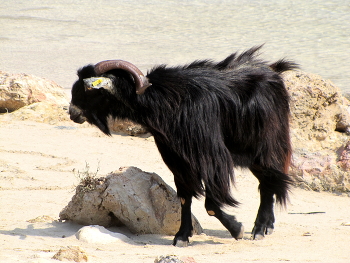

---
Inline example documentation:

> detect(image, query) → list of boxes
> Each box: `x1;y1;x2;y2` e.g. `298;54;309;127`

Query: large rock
59;166;203;236
0;71;72;125
284;71;350;192
0;71;68;113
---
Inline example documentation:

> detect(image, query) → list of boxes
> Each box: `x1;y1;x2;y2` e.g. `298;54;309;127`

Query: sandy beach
0;119;349;263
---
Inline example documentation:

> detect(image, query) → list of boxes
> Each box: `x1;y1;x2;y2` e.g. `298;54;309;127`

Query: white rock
76;225;131;244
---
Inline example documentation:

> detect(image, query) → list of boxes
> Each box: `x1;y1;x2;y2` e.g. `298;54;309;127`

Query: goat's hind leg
173;196;193;247
252;187;275;239
250;165;290;240
205;192;244;239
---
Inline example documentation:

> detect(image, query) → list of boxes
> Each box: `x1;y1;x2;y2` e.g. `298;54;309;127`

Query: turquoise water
1;0;349;91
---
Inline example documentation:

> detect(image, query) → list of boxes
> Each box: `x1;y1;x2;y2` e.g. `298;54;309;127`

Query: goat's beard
69;104;110;135
89;113;111;136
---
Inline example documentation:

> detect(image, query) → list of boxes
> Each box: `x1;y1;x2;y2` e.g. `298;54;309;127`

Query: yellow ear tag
92;78;103;87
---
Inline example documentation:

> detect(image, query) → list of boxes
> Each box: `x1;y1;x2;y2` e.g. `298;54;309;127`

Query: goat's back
144;48;292;172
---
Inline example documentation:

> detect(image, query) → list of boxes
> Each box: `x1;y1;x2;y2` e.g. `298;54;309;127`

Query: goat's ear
77;65;96;79
83;77;113;92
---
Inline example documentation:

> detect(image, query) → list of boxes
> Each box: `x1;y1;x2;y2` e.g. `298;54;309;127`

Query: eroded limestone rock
60;167;203;235
0;71;68;113
284;71;350;192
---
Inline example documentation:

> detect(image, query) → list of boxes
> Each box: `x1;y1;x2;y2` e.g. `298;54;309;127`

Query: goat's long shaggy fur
69;46;297;245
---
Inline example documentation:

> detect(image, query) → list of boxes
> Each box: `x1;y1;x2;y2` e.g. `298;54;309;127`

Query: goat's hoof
252;233;265;240
252;223;275;240
236;224;244;239
172;235;190;247
265;227;274;235
228;222;244;240
251;225;265;240
173;239;189;247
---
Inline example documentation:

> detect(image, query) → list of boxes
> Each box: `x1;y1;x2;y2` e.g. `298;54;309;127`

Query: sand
0;119;349;263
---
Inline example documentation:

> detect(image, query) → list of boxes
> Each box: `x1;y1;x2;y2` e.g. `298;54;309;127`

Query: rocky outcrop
0;71;68;113
284;71;350;192
0;71;72;125
59;166;203;236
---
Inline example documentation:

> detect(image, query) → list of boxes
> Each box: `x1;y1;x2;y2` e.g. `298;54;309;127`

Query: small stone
52;246;88;262
27;215;54;223
155;255;197;263
155;255;183;263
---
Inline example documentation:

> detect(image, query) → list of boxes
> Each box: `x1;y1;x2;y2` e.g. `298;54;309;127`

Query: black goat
69;46;297;247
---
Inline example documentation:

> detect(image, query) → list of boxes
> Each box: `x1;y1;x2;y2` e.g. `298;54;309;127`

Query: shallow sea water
1;0;349;92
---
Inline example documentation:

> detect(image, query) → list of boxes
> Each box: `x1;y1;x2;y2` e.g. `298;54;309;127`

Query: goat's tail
261;168;293;207
271;127;293;207
284;139;292;176
269;59;299;73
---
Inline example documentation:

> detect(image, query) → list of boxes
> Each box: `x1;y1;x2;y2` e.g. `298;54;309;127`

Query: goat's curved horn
94;60;152;95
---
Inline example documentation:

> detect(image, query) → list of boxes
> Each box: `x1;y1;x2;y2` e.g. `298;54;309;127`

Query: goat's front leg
173;196;193;247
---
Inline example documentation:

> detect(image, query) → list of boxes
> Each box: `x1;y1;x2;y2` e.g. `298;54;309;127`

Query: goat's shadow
0;221;253;246
203;229;252;240
0;221;81;240
0;221;166;246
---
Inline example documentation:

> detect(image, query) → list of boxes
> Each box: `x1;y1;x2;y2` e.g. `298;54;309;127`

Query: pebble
52;246;88;262
155;255;197;263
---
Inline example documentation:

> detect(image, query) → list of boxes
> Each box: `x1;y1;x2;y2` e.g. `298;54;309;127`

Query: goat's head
69;60;151;135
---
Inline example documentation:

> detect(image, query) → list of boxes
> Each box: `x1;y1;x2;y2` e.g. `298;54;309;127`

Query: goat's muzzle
69;104;86;124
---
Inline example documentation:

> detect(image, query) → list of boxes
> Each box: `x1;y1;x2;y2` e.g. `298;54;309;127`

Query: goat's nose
68;104;86;124
70;114;86;124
